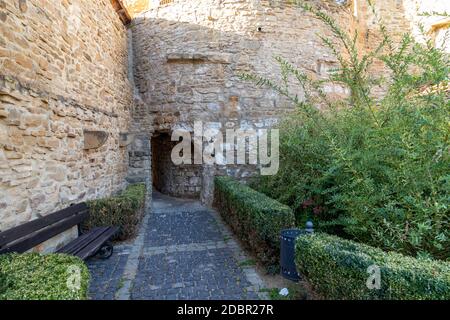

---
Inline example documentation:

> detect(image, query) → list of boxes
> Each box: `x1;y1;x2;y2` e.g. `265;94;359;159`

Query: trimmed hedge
214;176;295;266
84;183;146;241
0;253;90;300
295;233;450;300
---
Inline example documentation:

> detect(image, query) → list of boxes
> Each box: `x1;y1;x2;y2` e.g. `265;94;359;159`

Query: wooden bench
0;203;118;260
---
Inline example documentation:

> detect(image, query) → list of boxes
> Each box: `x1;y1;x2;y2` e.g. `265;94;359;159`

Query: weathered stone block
119;132;134;147
13;52;33;69
22;114;47;128
0;0;133;253
5;151;23;159
83;130;109;150
18;0;27;13
6;109;21;126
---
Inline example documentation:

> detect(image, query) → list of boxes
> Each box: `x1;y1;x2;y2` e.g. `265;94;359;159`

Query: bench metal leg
96;241;114;259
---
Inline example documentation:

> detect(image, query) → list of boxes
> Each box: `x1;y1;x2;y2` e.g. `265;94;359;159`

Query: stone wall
1;0;445;245
403;0;450;52
128;0;357;200
128;0;445;202
0;0;133;251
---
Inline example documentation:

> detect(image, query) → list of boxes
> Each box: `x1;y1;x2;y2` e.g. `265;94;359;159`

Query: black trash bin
280;229;305;282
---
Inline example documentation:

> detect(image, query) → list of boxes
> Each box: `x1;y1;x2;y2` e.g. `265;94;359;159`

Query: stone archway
151;132;202;199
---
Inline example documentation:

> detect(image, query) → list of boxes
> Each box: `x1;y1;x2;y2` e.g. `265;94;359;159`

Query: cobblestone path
87;191;267;300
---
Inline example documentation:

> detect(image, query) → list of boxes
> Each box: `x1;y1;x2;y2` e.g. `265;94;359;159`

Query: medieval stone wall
1;0;446;248
129;0;356;199
0;0;133;251
128;0;445;201
131;0;355;130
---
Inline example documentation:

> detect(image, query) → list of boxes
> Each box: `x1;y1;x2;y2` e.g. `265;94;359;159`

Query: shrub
295;233;450;300
0;253;90;300
214;176;295;266
243;1;450;260
84;183;146;241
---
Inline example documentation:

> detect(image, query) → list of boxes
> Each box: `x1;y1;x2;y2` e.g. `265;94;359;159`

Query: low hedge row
0;253;90;300
295;233;450;300
214;176;295;266
84;183;146;241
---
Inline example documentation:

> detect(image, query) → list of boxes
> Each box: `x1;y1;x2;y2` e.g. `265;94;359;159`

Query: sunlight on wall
121;0;151;17
403;0;450;52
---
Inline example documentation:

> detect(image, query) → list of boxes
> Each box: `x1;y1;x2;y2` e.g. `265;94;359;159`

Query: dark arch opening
151;132;201;199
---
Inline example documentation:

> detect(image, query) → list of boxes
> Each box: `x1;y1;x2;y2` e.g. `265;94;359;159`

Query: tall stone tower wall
0;0;133;251
0;0;446;248
131;0;356;132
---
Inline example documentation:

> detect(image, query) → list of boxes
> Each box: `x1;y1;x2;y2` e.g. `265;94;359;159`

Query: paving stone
130;248;259;300
87;191;265;300
144;211;223;246
87;247;129;300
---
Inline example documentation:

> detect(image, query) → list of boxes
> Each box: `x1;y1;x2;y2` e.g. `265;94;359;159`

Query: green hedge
0;253;90;300
84;183;146;241
295;233;450;300
214;176;295;266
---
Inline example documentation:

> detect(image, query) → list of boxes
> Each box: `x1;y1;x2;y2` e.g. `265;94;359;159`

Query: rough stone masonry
0;0;134;251
128;0;448;202
1;0;448;251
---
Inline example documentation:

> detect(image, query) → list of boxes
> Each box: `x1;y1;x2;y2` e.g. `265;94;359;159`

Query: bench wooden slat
57;227;106;255
57;228;104;255
0;203;88;247
75;227;118;260
0;201;118;261
0;211;88;254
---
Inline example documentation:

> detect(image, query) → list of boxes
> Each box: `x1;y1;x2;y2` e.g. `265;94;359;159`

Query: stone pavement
87;191;268;300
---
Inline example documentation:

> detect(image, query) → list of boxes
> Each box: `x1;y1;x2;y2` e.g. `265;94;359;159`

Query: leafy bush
295;233;450;300
84;183;146;241
244;1;449;260
214;176;295;266
0;253;90;300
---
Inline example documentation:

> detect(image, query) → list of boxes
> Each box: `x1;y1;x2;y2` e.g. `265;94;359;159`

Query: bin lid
281;229;305;239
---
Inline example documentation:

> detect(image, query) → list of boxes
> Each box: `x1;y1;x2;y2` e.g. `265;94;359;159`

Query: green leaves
214;177;295;266
295;233;450;300
0;253;90;300
85;183;146;241
242;1;450;261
